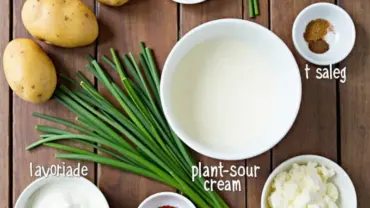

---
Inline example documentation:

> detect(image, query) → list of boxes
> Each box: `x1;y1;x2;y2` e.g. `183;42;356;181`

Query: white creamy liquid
27;180;102;208
171;38;278;152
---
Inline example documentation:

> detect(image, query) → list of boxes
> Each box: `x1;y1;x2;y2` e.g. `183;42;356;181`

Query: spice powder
304;19;332;54
308;39;329;54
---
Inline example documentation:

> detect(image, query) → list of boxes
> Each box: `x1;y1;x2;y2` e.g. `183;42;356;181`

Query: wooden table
1;0;369;207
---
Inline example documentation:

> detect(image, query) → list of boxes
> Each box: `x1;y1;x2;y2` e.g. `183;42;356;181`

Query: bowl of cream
15;176;109;208
262;155;357;208
161;19;302;160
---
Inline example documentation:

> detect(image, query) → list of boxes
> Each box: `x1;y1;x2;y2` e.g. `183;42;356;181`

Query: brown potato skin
3;39;57;103
22;0;99;48
98;0;129;6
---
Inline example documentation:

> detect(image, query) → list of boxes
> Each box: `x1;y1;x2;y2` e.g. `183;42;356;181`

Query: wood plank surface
243;0;271;207
12;0;96;206
340;0;370;206
4;0;370;207
271;0;337;169
96;1;177;207
0;1;10;207
180;1;246;207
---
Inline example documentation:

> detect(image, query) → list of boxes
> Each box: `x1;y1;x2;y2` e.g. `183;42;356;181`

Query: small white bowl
15;176;109;208
172;0;207;4
138;192;196;208
292;3;356;66
261;155;357;208
161;19;301;160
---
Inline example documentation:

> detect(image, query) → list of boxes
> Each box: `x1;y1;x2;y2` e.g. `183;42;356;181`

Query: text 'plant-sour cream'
268;162;339;208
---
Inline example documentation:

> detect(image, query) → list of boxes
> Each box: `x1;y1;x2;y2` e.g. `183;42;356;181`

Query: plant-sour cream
171;38;279;153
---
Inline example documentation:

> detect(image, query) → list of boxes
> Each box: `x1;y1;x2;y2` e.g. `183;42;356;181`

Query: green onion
253;0;259;16
26;43;228;208
248;0;260;18
249;0;254;18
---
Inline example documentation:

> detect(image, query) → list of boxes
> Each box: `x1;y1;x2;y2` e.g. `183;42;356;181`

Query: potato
22;0;98;48
98;0;129;6
3;39;57;103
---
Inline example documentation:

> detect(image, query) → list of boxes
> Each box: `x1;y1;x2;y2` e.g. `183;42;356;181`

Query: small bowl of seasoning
292;3;355;65
138;192;196;208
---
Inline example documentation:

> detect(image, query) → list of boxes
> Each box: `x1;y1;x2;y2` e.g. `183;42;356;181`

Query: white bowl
172;0;207;4
161;19;302;160
15;176;109;208
261;155;357;208
292;3;356;66
138;192;196;208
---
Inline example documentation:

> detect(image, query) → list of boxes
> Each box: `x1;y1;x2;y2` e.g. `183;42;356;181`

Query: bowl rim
14;176;109;208
172;0;206;4
138;192;196;208
160;18;302;160
261;154;358;208
292;2;356;66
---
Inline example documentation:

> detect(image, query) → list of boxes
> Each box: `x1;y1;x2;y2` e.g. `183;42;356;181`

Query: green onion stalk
249;0;260;18
26;42;229;208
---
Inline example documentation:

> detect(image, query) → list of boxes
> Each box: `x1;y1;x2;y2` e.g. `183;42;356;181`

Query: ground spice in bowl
304;18;332;54
308;39;329;54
